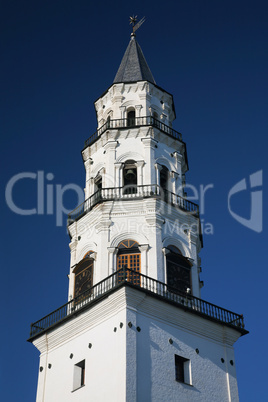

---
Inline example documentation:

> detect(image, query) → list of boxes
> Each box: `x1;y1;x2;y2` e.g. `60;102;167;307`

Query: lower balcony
28;268;247;341
67;184;199;225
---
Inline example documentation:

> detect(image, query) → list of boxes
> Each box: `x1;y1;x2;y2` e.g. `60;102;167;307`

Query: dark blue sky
1;1;267;401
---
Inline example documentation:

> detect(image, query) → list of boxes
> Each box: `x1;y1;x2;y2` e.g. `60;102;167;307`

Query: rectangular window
175;355;191;385
73;359;85;391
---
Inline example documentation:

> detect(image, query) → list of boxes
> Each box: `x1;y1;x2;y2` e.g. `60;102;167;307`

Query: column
136;160;144;187
189;232;199;298
138;244;149;276
162;247;171;284
84;158;92;199
115;162;123;190
119;105;126;122
173;151;183;195
135;105;142;125
141;137;157;185
95;216;112;282
103;141;118;188
107;247;117;276
68;240;78;300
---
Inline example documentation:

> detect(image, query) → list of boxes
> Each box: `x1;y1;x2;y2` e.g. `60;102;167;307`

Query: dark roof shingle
113;36;156;84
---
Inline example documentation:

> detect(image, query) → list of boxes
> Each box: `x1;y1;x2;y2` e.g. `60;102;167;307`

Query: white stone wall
68;195;201;300
94;82;175;128
33;288;241;402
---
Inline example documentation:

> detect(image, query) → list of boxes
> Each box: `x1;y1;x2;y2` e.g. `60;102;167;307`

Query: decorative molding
107;247;118;255
141;137;158;148
138;244;149;253
116;151;143;163
162;236;190;258
110;231;149;248
155;157;174;171
92;162;106;176
69;241;77;253
103;141;118;152
162;247;171;256
95;219;112;233
145;214;165;228
77;242;97;262
189;231;198;244
32;287;241;355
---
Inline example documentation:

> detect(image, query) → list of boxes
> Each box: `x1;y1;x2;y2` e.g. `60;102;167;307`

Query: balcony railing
67;184;199;224
84;116;183;148
29;267;247;340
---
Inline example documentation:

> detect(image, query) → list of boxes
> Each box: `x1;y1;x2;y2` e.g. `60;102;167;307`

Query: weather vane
129;15;145;36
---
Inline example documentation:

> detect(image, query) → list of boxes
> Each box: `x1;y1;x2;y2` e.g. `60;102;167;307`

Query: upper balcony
67;184;199;225
28;267;248;342
83;116;183;149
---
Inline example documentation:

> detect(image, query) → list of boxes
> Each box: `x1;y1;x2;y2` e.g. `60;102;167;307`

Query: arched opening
166;246;192;294
160;165;169;191
94;174;102;191
153;111;160;128
160;165;169;201
73;253;94;300
127;109;136;127
123;160;137;194
117;240;141;285
106;115;111;128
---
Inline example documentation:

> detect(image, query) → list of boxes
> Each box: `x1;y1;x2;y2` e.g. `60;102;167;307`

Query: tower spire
113;17;155;84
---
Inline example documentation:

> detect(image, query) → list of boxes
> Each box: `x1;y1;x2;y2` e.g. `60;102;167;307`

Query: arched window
160;165;169;201
73;252;94;300
153;111;160;128
117;240;141;285
166;246;192;294
123;160;137;194
160;165;169;191
106;115;111;128
127;109;135;127
94;174;102;191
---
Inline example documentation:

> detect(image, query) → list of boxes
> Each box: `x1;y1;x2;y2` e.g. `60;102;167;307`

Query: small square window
73;359;85;391
175;354;191;385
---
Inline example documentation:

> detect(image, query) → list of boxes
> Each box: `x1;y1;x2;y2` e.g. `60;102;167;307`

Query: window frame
73;255;94;300
123;160;137;194
73;359;85;391
175;354;191;385
166;246;192;294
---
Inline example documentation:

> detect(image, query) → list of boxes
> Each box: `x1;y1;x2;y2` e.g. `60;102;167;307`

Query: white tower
29;27;248;402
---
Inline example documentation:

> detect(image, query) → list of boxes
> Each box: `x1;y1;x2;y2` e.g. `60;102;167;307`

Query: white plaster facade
33;288;240;402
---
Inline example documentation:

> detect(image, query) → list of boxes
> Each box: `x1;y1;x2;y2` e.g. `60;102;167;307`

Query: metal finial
129;15;145;36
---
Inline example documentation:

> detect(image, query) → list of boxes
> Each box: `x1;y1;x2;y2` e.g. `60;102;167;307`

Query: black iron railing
29;268;246;340
84;116;182;148
67;184;199;224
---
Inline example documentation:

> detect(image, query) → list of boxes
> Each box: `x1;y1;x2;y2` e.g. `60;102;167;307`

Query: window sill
72;384;85;393
175;380;193;387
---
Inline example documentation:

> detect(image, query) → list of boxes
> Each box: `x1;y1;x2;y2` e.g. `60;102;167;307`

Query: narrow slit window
73;359;85;391
175;354;191;385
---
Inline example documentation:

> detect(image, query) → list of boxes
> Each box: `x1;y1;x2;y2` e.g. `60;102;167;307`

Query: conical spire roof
113;35;156;84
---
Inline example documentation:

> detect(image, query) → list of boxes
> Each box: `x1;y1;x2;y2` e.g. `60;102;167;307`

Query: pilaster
136;160;145;186
141;137;158;185
138;244;149;276
104;141;118;186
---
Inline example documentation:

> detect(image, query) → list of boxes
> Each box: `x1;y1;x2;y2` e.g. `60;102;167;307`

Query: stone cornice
31;286;243;355
103;140;118;152
95;218;112;233
145;214;165;228
141;137;158;148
